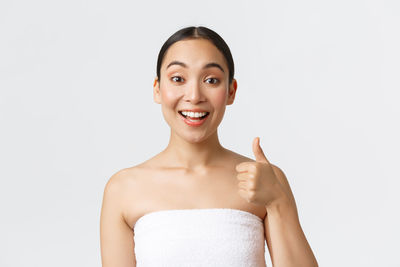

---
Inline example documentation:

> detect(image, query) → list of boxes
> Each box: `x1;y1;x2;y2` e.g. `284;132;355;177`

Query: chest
125;168;265;228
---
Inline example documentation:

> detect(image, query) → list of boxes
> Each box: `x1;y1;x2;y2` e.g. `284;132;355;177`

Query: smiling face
153;38;237;143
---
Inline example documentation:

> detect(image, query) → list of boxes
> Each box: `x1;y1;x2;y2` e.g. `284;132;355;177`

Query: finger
252;137;270;164
237;181;248;190
237;188;249;200
236;172;253;181
235;161;253;173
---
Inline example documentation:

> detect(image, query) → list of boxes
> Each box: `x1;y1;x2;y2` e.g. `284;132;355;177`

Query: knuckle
248;192;256;201
248;181;256;190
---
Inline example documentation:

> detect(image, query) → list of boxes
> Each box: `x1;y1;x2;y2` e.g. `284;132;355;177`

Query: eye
171;76;184;83
205;77;219;84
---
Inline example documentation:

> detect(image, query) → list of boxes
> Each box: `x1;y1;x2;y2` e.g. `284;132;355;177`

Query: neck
161;129;226;172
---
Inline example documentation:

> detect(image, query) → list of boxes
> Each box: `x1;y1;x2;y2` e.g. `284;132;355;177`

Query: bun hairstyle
156;26;235;86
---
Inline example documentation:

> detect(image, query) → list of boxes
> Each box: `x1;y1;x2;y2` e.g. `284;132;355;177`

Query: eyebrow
166;60;225;73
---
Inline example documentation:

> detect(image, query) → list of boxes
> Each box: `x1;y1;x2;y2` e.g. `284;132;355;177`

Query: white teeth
181;111;208;118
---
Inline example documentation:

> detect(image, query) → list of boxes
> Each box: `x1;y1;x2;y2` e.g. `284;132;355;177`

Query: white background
1;0;399;266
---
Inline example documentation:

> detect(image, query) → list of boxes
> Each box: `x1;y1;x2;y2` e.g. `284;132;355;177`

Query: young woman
100;26;318;267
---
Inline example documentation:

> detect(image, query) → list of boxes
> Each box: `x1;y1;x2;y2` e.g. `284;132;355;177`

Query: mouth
178;110;210;126
178;110;210;119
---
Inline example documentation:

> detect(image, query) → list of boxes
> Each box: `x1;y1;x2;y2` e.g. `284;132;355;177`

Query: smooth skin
100;38;318;267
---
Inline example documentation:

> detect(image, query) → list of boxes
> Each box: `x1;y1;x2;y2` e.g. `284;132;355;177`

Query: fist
235;137;286;207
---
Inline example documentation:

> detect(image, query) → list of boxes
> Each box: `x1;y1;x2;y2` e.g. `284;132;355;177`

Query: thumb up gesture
235;137;288;208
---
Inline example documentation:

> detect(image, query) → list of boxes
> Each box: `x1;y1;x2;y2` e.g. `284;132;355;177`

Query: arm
100;171;136;267
264;165;318;267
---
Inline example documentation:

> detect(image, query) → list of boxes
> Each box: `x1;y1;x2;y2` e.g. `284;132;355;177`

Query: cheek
212;89;228;107
161;88;180;106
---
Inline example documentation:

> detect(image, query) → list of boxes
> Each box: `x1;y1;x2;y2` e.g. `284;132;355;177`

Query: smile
178;111;210;126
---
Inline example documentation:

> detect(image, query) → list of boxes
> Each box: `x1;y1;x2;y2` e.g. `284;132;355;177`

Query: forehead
162;39;227;71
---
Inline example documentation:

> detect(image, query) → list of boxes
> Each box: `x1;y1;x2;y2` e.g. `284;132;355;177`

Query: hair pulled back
156;26;235;85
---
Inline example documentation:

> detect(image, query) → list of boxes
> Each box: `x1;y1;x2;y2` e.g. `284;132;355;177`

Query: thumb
252;137;270;163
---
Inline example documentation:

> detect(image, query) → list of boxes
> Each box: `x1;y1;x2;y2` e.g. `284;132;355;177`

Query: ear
153;77;161;104
226;78;237;105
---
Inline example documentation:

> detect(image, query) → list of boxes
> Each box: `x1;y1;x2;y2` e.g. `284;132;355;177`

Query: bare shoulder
104;162;163;229
225;148;286;179
100;167;143;267
223;148;255;165
104;167;139;196
102;166;145;217
105;160;156;187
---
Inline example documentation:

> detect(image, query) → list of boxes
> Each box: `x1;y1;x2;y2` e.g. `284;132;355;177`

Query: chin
184;133;208;143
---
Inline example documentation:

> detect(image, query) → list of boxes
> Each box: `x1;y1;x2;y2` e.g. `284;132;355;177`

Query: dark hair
156;26;235;85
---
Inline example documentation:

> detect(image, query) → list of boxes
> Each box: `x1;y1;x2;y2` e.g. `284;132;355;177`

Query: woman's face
154;38;237;143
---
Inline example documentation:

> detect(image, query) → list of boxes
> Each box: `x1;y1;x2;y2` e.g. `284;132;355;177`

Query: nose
184;80;205;103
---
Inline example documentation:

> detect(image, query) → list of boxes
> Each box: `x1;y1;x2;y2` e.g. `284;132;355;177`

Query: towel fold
133;208;267;267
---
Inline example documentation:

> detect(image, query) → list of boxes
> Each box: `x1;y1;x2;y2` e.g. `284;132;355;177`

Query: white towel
133;208;267;267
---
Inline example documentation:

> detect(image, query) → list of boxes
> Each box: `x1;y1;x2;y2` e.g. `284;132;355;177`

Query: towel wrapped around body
133;208;267;267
